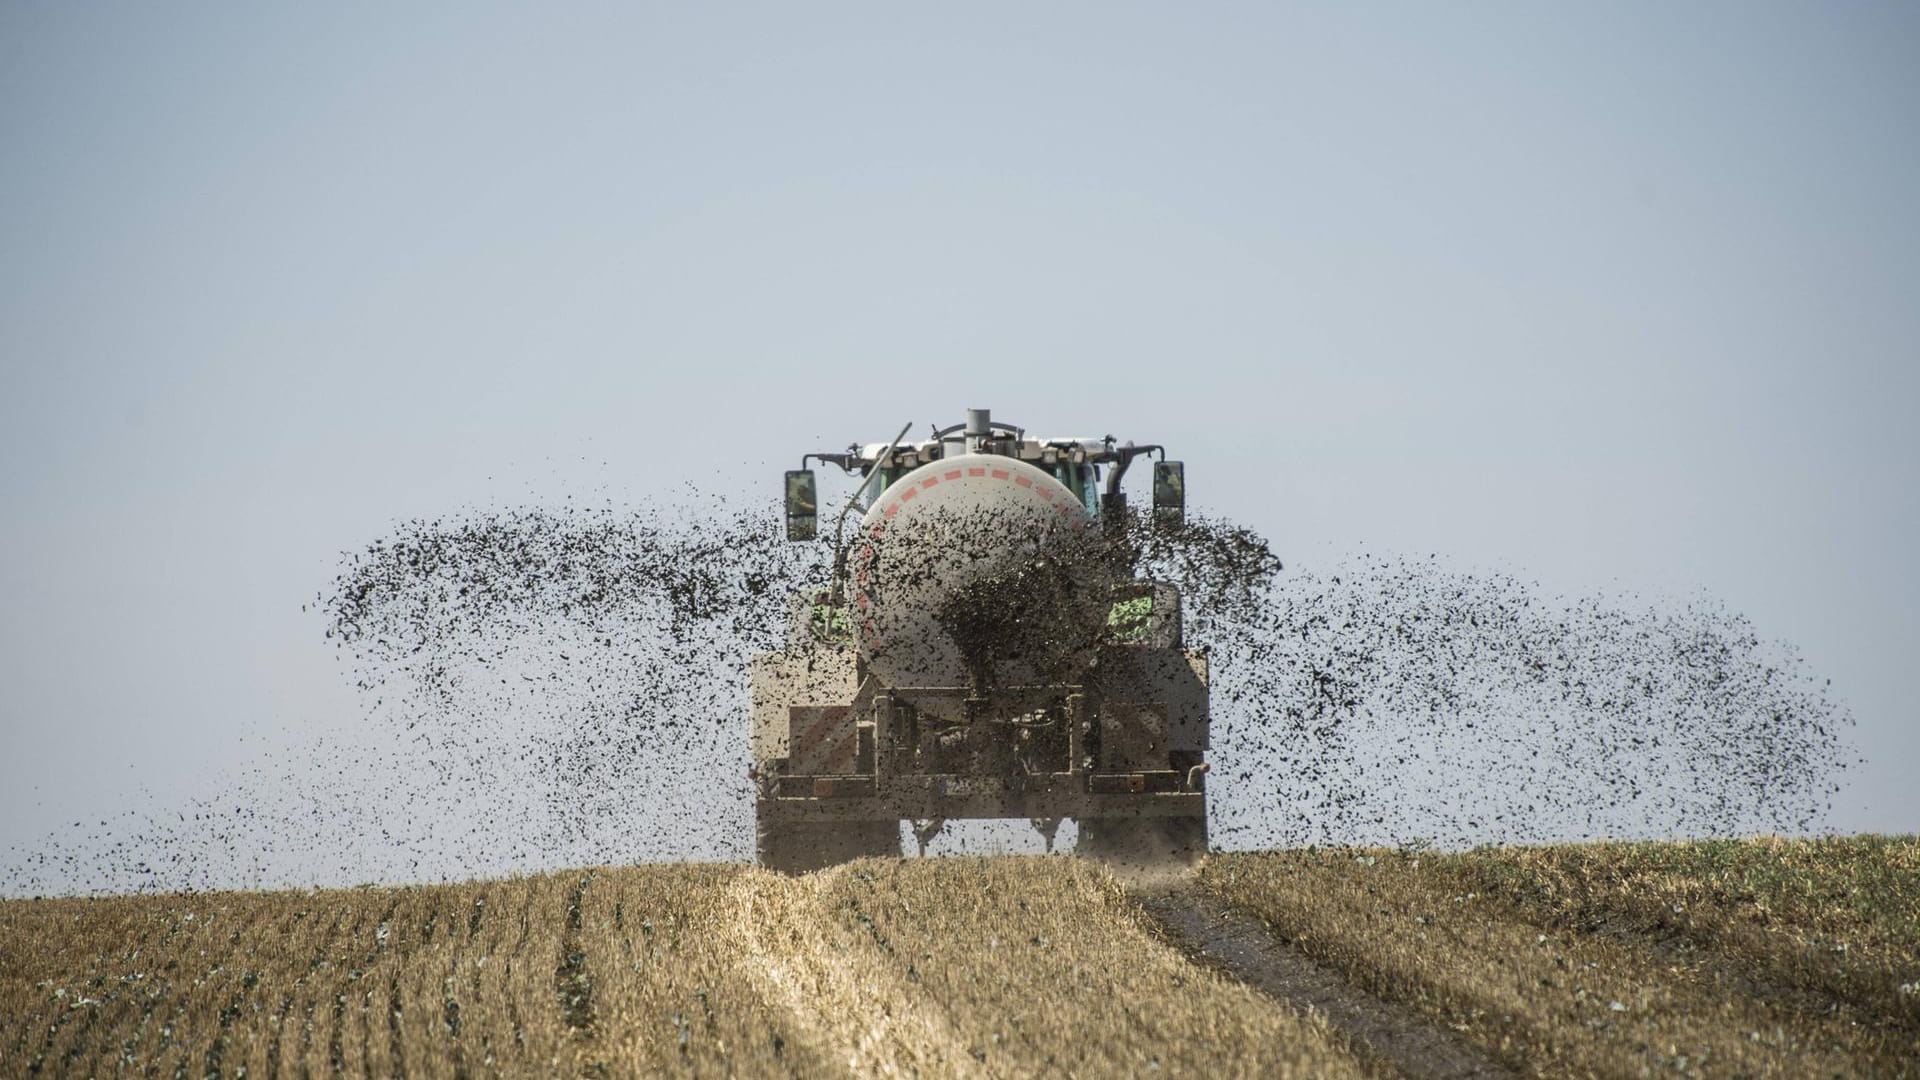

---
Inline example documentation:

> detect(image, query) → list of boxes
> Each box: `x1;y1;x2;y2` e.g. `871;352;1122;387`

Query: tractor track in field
723;870;985;1078
1130;883;1514;1080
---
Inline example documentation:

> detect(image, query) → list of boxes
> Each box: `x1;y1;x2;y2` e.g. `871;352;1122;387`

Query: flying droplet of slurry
1;496;1850;895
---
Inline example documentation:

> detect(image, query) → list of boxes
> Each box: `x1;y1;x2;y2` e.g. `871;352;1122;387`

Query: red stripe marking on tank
884;503;901;519
968;467;985;477
991;469;1009;480
921;476;940;489
1015;475;1032;488
1037;488;1054;501
854;592;868;608
870;523;884;539
900;487;917;502
944;470;962;481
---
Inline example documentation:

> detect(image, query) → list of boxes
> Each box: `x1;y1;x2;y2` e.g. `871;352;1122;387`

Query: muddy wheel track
1130;883;1513;1080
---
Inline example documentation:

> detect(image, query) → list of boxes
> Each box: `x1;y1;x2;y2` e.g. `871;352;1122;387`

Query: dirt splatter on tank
849;453;1113;691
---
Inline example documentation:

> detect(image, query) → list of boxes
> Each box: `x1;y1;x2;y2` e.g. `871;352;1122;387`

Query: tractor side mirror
784;470;818;541
1153;461;1185;524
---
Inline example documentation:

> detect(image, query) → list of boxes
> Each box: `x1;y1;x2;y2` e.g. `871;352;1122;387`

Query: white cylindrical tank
848;453;1112;689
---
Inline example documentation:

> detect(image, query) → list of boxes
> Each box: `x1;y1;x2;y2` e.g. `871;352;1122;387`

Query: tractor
752;409;1207;872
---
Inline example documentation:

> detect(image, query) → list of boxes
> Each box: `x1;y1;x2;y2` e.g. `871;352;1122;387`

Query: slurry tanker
753;409;1208;872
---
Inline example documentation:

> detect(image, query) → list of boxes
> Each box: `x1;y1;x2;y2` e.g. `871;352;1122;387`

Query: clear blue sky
3;2;1916;863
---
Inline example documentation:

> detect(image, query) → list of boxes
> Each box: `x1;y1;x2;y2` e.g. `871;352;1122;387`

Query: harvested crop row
1424;836;1920;1031
0;858;1369;1078
1200;841;1919;1078
566;864;830;1076
807;857;1369;1077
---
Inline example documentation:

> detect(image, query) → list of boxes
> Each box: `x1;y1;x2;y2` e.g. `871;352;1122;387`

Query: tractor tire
1076;813;1208;868
756;813;899;875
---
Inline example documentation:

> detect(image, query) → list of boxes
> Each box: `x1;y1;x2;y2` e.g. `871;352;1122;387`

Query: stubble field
3;837;1914;1078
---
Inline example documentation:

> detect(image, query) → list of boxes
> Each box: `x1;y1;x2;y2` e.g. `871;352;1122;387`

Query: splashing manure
2;499;1851;894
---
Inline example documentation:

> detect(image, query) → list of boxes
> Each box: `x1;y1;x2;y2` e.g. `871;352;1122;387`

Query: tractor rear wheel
756;814;899;875
1076;814;1208;867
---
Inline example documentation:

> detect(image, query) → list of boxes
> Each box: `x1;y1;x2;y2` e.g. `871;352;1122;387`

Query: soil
1132;881;1516;1080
